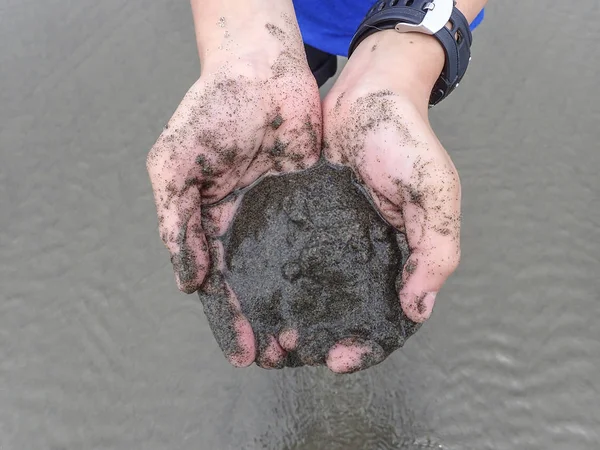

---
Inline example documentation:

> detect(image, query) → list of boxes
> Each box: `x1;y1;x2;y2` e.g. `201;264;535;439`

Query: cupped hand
320;32;462;372
324;89;461;321
147;30;321;367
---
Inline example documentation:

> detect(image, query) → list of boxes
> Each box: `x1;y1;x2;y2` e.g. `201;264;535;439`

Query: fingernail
426;291;437;307
419;292;437;317
401;291;438;322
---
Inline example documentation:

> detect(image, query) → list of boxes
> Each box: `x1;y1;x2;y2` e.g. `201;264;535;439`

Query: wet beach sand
1;1;599;449
206;161;418;371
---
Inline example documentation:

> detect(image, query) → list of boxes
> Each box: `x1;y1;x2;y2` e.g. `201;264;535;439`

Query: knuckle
423;243;461;280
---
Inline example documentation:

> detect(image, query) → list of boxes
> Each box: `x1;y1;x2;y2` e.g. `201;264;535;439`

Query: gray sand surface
1;1;599;449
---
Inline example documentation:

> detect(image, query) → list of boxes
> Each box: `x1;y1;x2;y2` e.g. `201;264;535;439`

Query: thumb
397;202;461;323
398;252;446;323
147;151;210;293
162;183;210;293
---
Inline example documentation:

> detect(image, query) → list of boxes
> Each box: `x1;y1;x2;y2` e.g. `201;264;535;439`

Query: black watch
348;0;473;107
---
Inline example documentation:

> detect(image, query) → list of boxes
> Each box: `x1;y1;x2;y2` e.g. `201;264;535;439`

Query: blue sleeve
471;9;485;30
295;0;486;57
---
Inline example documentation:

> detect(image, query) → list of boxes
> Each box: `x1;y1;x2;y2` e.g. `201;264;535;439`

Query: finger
278;328;299;351
397;161;462;323
197;239;256;367
147;116;216;293
198;274;256;367
201;193;244;238
146;155;210;293
278;329;302;367
326;337;385;374
363;185;406;230
255;334;287;369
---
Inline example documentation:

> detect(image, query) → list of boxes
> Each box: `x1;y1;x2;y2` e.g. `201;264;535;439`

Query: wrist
338;0;486;111
335;31;445;113
192;0;304;73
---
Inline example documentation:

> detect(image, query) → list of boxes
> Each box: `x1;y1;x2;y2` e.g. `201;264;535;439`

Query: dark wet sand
1;1;600;449
211;161;418;370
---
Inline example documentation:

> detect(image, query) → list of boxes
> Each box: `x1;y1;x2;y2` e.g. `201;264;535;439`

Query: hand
321;31;461;372
147;15;321;367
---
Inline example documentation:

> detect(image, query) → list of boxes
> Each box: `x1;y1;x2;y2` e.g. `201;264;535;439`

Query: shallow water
1;1;599;449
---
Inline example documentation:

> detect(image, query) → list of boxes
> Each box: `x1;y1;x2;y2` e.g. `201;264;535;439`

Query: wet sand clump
213;161;420;369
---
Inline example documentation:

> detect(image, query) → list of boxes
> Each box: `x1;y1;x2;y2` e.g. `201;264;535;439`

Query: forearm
190;0;299;65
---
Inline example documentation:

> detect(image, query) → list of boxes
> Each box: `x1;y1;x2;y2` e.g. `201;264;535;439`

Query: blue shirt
294;0;485;57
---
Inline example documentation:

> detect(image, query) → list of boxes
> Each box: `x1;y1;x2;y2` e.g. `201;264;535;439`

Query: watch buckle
394;0;453;35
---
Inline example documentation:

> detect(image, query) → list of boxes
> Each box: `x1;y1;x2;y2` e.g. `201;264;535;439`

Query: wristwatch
348;0;473;107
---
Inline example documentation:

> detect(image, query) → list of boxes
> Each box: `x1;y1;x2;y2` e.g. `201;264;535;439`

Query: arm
322;1;490;372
